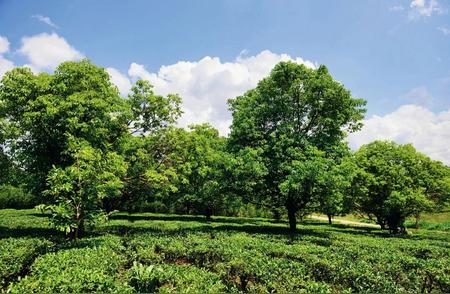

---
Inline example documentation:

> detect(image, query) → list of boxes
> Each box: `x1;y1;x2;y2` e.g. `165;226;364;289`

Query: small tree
316;155;358;224
354;141;449;234
120;127;188;212
40;139;127;239
175;124;229;220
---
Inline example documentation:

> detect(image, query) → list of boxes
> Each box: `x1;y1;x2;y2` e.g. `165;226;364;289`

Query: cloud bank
409;0;445;19
19;32;83;71
348;105;450;165
114;50;317;134
0;36;14;79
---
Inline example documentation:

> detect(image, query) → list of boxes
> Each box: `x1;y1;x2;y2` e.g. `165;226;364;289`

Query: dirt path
309;215;380;228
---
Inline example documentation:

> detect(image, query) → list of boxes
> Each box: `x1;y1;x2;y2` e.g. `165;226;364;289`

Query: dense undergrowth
0;209;449;293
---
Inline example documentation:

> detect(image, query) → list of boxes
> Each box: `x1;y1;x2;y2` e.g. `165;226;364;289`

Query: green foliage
1;209;449;293
354;141;450;233
0;149;24;186
120;127;190;212
127;79;182;135
0;61;130;194
9;243;132;293
174;124;230;218
128;262;225;293
117;212;449;293
278;146;330;229
121;123;266;219
41;138;127;238
316;154;359;222
0;185;37;209
1;58;450;292
0;238;53;290
228;61;366;231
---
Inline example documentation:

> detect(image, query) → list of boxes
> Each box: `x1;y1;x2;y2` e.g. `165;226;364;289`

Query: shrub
0;238;53;290
8;245;132;293
0;185;37;209
1;209;449;293
128;262;225;293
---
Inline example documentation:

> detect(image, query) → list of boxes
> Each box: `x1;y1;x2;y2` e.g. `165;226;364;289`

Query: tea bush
0;238;53;290
8;240;132;293
1;209;449;293
128;262;225;293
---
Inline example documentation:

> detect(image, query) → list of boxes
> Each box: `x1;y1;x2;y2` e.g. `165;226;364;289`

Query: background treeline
0;60;448;238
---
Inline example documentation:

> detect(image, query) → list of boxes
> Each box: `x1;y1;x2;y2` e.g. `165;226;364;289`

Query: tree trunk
376;215;386;230
288;207;297;233
71;218;85;240
387;215;403;235
414;214;420;229
70;206;84;240
272;209;281;221
78;219;85;238
327;214;332;225
205;208;212;221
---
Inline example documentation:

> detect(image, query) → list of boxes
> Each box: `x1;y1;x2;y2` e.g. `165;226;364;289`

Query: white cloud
438;26;450;35
19;32;83;71
0;35;14;79
389;5;405;11
0;36;10;54
125;50;316;134
0;57;14;79
401;86;433;107
32;14;58;28
409;0;445;19
348;104;450;165
106;67;132;96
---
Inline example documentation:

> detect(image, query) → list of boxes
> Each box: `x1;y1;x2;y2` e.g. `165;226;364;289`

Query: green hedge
0;237;53;290
8;242;131;293
126;229;450;293
1;209;449;293
0;185;38;209
128;262;225;293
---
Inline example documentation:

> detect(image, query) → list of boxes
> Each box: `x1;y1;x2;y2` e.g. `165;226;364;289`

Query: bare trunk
288;207;297;233
205;208;212;221
71;205;84;240
327;214;332;225
414;214;420;229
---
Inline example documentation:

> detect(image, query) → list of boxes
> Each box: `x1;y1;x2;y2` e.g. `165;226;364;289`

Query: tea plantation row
0;209;449;293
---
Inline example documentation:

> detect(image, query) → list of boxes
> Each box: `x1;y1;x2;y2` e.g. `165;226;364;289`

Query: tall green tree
174;124;229;219
354;141;450;233
120;127;189;212
0;60;140;238
0;61;130;196
119;79;183;212
228;61;366;232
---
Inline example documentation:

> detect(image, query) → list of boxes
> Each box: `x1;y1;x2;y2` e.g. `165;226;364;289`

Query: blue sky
0;0;449;163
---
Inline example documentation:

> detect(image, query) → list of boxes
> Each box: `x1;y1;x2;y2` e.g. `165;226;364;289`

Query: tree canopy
228;61;366;231
353;141;450;233
0;61;129;195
